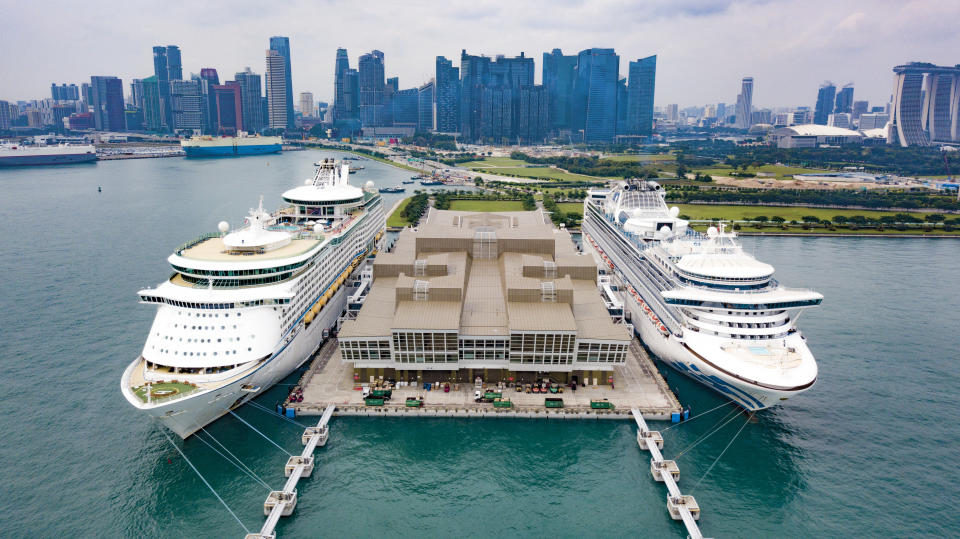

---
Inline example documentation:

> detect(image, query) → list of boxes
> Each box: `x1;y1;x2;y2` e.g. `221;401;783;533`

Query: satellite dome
365;180;375;190
669;206;680;217
312;222;323;233
707;226;719;238
218;221;230;233
659;225;671;234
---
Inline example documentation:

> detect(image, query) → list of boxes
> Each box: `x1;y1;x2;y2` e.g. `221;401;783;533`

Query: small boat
420;179;443;186
380;186;405;193
401;179;415;184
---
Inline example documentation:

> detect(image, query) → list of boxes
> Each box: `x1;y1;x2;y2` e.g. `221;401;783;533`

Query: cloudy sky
3;0;959;108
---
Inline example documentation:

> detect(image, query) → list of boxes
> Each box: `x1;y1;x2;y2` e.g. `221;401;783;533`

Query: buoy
97;186;101;192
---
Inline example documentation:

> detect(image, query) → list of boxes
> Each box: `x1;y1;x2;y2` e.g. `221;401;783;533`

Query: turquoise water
0;151;958;537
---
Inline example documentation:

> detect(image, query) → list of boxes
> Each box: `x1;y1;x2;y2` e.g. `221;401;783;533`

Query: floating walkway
245;404;335;539
632;408;704;539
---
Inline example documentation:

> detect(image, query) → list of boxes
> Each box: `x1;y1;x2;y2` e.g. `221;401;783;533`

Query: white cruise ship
582;179;822;410
121;159;385;437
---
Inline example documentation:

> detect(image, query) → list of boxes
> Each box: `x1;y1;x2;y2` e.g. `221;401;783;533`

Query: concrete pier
632;408;704;539
245;404;335;539
292;338;681;420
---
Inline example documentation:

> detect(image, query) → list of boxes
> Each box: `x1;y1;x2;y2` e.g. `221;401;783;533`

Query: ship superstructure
0;143;97;166
121;159;385;437
582;179;821;410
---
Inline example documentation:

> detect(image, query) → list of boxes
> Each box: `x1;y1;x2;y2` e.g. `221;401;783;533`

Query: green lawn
132;381;197;403
601;153;675;163
557;203;585;215
672;204;935;222
387;197;413;227
471;166;602;182
693;164;831;180
460;157;531;168
448;200;525;212
730;226;960;235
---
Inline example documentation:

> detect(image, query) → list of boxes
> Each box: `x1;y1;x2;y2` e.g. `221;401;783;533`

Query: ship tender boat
582;179;821;410
121;159;385;438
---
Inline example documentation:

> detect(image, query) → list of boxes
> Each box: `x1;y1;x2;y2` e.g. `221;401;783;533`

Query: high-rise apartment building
435;56;460;133
265;49;289;130
268;36;295;130
299;92;314;117
542;49;578;131
358;50;387;127
51;83;80;101
834;84;854;114
90;75;125;131
129;79;144;110
573;48;619;142
626;55;656;136
734;77;753;129
666;103;679;122
141;76;163;131
814;82;836;125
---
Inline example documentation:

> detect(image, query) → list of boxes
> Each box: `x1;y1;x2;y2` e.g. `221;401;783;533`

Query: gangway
245;404;336;539
631;408;705;539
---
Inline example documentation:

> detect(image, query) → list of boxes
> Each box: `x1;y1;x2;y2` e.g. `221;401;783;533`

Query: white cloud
1;0;958;109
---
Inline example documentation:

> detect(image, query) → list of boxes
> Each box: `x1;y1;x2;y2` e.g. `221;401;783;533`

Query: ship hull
0;153;97;166
183;143;281;158
122;282;350;438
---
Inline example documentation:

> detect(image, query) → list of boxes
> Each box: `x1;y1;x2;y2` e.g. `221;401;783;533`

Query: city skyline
3;0;960;108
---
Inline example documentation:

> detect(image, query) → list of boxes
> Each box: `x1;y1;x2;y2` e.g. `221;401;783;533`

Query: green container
364;397;385;406
590;400;615;410
484;391;502;399
371;389;392;398
545;398;564;408
493;400;513;408
405;398;423;408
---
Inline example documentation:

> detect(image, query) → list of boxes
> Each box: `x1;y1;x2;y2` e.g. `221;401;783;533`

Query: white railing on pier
631;408;704;539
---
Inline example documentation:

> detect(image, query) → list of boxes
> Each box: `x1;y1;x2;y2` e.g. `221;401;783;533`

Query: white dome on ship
677;253;774;280
282;183;363;203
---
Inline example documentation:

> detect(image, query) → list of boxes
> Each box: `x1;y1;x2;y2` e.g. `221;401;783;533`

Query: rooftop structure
768;123;863;148
339;209;630;383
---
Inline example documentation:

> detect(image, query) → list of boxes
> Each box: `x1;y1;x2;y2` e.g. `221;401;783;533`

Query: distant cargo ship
0;144;97;166
181;133;282;157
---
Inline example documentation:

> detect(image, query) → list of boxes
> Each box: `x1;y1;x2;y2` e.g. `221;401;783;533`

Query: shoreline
735;231;960;238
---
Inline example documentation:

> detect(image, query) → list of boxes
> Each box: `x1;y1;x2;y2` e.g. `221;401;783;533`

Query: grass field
448;200;525;212
473;166;602;182
557;202;585;215
693;164;831;180
601;154;675;163
730;226;960;236
460;157;530;168
672;204;933;222
386;197;412;227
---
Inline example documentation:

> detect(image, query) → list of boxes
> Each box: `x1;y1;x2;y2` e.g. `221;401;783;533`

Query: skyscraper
358;50;387;127
418;80;435;132
213;82;243;135
299;92;314;117
852;100;869;120
435;56;460;133
542;49;578;131
834;83;854;114
333;48;352;121
152;45;181;131
90;75;125;131
626;55;656;136
268;37;295;130
129;79;144;110
235;68;263;133
391;88;419;127
734;77;753;129
460;50;538;142
169;79;203;132
573;48;619;142
814;82;836;125
459;50;492;141
265;49;289;130
141;76;163;131
199;68;220;134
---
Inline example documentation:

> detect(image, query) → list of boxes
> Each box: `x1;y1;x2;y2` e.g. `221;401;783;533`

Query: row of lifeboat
626;285;670;337
303;252;365;325
585;234;615;271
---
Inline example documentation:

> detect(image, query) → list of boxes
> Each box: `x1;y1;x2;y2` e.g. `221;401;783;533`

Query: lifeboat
304;311;315;324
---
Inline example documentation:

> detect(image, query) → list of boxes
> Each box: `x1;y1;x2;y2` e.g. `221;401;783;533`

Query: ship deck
178;236;322;262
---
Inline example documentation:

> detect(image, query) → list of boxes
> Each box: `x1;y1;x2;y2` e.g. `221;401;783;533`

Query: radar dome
312;222;323;233
365;180;375;190
659;225;671;234
304;179;312;185
218;221;230;233
669;206;680;217
707;226;719;238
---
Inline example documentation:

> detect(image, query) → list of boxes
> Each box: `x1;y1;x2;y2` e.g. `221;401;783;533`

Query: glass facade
435;56;460;133
573;48;619;143
627;55;656;136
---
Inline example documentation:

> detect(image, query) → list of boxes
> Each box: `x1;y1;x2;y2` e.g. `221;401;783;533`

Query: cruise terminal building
338;209;630;385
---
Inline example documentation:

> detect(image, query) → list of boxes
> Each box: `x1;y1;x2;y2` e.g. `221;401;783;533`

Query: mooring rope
691;412;753;494
662;400;735;432
246;400;310;429
228;410;294;457
674;407;744;459
193;427;273;491
159;428;250;534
